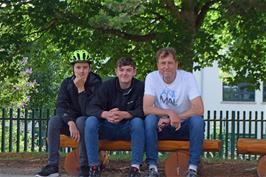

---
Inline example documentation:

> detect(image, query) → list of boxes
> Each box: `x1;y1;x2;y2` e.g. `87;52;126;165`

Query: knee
48;116;62;130
144;114;159;131
189;116;205;129
76;116;87;131
130;117;144;131
85;116;99;132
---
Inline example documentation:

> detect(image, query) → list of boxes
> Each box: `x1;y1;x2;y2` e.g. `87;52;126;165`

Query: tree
0;0;265;106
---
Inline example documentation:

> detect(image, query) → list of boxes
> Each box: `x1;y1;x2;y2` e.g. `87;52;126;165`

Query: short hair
116;57;136;69
156;47;177;62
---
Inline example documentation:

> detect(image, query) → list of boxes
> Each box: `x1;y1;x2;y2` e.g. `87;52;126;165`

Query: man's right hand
68;121;80;142
73;76;86;93
158;116;170;132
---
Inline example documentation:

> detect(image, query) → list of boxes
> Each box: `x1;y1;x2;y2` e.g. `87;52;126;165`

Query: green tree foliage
0;0;265;107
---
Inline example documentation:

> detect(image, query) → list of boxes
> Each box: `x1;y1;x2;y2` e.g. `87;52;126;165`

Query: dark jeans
47;115;87;167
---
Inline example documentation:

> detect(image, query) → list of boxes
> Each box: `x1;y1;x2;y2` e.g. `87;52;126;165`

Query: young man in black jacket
85;57;144;177
36;50;102;177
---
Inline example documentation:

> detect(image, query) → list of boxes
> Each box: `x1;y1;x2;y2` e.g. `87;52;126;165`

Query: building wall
193;63;266;113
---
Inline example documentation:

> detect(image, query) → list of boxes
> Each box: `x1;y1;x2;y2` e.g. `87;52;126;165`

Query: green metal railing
0;108;265;160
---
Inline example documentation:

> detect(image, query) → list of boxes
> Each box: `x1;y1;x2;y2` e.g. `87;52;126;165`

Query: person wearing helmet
36;49;102;177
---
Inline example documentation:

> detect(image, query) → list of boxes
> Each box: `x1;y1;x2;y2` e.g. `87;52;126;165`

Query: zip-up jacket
86;77;144;119
56;72;102;124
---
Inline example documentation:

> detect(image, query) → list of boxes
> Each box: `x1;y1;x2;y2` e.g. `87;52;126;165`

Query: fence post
230;111;235;159
24;109;28;152
31;109;35;152
219;111;224;158
9;108;13;152
16;108;21;152
1;108;6;152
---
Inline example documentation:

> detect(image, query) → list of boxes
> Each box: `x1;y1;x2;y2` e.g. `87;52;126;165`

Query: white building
194;63;266;113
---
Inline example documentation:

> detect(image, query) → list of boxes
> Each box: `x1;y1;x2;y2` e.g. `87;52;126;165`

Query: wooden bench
237;138;266;177
59;135;221;177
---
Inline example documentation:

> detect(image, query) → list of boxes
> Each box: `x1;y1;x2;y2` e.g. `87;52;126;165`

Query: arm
85;82;108;118
143;95;176;117
143;94;181;128
56;79;79;124
178;96;204;120
127;82;144;118
78;76;102;116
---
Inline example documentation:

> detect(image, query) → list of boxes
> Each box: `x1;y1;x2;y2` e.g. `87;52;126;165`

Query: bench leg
64;149;80;176
164;151;189;177
64;149;109;176
257;155;266;177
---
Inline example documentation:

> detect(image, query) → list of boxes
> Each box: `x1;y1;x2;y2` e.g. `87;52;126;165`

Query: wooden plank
59;135;221;152
237;138;266;155
257;155;266;177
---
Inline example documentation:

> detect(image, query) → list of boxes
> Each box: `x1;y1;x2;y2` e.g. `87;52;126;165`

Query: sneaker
145;168;160;177
128;167;141;177
88;165;101;177
79;165;90;177
35;165;59;177
185;169;197;177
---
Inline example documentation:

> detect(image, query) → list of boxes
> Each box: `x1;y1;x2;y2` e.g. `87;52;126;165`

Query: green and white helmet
69;49;91;64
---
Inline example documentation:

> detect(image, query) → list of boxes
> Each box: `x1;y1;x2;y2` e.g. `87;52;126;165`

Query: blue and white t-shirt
144;70;200;115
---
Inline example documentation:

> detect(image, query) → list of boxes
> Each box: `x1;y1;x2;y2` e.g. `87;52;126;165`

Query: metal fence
0;108;265;159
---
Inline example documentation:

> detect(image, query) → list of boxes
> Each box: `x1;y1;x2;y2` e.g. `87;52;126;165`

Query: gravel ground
0;152;258;177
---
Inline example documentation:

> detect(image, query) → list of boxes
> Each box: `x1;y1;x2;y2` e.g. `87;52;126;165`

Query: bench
59;134;221;177
237;138;266;177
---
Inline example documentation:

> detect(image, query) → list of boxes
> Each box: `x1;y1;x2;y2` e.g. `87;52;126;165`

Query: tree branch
95;27;157;42
160;0;181;19
195;0;217;30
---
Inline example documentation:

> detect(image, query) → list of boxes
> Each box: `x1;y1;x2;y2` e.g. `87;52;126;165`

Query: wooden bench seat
59;135;221;177
237;138;266;177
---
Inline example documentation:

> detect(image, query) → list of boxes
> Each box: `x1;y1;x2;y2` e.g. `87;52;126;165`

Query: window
223;82;255;102
263;82;266;102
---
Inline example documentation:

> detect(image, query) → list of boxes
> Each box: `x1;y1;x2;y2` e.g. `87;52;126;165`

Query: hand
101;110;122;124
158;116;170;132
68;121;80;142
73;76;86;93
167;110;181;130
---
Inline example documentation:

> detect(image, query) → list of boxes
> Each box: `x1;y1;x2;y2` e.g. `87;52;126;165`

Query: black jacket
86;77;144;118
56;72;102;124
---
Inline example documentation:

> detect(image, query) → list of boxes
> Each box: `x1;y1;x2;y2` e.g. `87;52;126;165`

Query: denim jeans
144;114;205;166
85;116;145;166
47;115;88;167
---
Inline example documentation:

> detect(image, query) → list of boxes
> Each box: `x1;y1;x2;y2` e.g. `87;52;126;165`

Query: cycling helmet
69;49;91;64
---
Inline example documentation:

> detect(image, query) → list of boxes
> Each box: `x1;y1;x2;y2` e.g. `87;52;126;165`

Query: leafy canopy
0;0;265;107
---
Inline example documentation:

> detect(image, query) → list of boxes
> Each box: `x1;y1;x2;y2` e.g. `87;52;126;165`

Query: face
73;62;90;79
157;54;178;84
115;65;136;88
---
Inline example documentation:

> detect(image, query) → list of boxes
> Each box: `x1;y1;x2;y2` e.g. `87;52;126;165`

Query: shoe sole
35;173;59;177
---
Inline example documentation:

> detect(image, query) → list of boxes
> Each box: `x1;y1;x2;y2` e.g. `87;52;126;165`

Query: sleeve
56;79;79;124
128;82;144;118
78;78;102;116
187;73;201;100
85;83;108;118
144;72;156;96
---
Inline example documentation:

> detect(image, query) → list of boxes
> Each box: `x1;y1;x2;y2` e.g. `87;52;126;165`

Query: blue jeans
47;116;88;167
145;114;205;166
85;116;145;166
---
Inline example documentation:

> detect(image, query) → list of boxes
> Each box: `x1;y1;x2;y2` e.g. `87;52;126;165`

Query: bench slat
59;135;221;152
237;138;266;155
